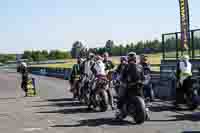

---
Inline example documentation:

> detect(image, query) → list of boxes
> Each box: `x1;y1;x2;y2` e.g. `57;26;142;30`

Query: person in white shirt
83;53;95;79
92;55;106;76
90;55;115;110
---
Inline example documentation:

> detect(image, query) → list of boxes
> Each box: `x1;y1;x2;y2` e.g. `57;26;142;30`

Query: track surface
0;70;200;133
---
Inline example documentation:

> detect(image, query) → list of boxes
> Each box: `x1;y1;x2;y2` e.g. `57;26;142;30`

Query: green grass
30;50;200;70
31;59;76;69
31;53;162;69
31;63;74;68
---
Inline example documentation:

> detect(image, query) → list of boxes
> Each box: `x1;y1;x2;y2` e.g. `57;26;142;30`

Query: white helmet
88;53;95;59
21;62;27;68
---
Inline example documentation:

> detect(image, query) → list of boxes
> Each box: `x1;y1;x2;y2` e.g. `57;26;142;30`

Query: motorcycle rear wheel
129;96;146;124
99;90;109;112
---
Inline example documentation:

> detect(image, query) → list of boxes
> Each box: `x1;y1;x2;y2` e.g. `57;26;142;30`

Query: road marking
22;128;43;132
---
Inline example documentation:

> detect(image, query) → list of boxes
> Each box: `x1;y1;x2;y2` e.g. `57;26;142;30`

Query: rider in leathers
114;56;128;95
90;55;115;110
116;52;147;119
103;52;115;73
116;56;128;76
81;53;95;85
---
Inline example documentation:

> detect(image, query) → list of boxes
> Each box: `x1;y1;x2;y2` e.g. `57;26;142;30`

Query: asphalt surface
0;70;200;133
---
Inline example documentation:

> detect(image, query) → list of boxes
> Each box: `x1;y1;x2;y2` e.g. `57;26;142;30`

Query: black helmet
127;52;136;62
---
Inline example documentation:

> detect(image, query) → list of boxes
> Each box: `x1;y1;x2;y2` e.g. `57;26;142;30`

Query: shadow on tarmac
149;112;200;122
47;98;75;102
182;131;200;133
33;101;84;108
37;107;96;115
51;117;135;127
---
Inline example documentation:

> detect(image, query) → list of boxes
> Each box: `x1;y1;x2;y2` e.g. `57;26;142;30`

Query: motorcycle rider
80;53;96;103
90;55;115;110
114;56;128;95
103;52;115;73
116;52;149;119
116;56;128;76
82;53;95;80
91;55;107;89
69;57;83;98
175;55;193;107
20;62;29;96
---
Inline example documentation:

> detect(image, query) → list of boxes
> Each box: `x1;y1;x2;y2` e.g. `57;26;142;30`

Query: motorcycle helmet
127;52;137;62
120;56;127;62
21;62;27;68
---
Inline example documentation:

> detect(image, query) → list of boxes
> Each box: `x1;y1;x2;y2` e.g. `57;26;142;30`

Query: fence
162;29;200;60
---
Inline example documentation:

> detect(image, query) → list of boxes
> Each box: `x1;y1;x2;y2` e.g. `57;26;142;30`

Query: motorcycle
116;82;148;124
79;75;92;105
184;77;199;110
89;76;110;112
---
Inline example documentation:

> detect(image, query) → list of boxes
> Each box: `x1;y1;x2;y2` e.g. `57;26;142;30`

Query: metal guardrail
29;67;72;80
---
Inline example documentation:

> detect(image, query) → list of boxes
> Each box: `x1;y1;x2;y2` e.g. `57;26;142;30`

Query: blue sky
0;0;199;53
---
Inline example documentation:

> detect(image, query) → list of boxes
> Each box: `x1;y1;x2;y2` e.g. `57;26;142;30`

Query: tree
42;50;49;59
66;51;72;59
48;50;57;60
22;51;33;61
71;41;84;58
0;54;16;63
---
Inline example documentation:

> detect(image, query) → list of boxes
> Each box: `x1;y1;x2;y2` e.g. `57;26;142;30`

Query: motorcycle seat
96;75;108;80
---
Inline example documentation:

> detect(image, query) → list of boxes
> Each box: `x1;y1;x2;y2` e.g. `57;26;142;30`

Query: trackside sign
179;0;190;50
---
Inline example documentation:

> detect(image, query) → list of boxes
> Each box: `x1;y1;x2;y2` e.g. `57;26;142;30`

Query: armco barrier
29;67;72;80
157;64;177;99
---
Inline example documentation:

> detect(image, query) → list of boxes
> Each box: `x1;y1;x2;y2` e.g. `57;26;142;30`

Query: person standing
175;55;193;107
20;62;29;96
140;55;153;101
69;57;83;98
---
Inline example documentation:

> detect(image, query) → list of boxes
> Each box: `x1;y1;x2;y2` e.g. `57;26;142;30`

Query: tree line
71;39;167;58
71;40;161;58
21;50;71;62
1;37;200;63
0;54;16;63
71;37;200;58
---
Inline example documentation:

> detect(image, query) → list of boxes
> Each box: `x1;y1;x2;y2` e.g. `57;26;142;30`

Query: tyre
99;90;109;112
187;89;198;111
130;96;146;124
